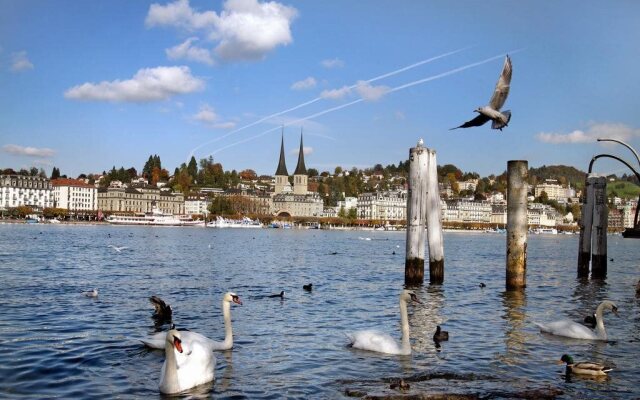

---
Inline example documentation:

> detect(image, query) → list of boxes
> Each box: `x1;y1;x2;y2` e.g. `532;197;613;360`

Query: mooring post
405;139;427;286
591;176;608;279
506;160;528;290
426;148;444;284
577;175;595;277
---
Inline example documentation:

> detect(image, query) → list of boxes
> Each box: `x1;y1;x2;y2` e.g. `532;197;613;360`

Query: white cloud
355;80;389;101
147;0;297;62
10;51;34;72
146;0;218;30
536;122;640;144
320;85;351;100
64;66;204;102
192;104;236;129
213;121;237;129
290;146;313;155
193;104;218;122
166;37;215;65
3;144;55;157
290;76;316;90
321;58;344;69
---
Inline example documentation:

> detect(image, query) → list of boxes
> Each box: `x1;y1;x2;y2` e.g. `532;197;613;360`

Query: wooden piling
405;140;427;286
591;176;608;279
577;175;595;277
506;160;528;290
426;148;444;284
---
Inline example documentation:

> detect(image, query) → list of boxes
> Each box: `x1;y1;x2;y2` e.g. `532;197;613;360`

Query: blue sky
1;0;639;179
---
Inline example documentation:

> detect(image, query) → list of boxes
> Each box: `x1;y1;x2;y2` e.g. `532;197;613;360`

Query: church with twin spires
272;133;324;217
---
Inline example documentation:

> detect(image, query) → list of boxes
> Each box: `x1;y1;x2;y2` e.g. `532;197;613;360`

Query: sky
1;0;640;179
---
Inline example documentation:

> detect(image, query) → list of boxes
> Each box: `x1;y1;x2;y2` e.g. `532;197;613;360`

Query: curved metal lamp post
591;138;640;238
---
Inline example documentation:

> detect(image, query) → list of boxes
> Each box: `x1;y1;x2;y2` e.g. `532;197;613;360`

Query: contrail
187;47;470;159
207;50;521;156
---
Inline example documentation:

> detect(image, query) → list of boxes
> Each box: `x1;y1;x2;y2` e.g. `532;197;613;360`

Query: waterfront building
337;196;358;211
357;190;407;221
97;184;184;215
221;188;272;215
185;195;211;216
0;174;53;211
527;203;558;227
51;178;97;211
271;133;324;217
441;199;491;223
490;204;507;225
534;179;570;203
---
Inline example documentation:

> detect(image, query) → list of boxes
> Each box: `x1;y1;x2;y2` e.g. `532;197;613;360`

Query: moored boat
106;205;203;226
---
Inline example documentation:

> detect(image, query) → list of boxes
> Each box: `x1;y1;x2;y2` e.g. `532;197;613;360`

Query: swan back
346;289;420;355
347;330;408;355
535;320;600;340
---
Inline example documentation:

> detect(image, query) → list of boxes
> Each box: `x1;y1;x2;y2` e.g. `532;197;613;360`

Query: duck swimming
559;354;612;376
433;325;449;342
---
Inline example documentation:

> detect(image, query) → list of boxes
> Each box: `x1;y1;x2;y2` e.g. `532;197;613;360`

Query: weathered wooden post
506;160;528;290
405;139;427;286
577;175;595;277
426;148;444;284
591;176;608;279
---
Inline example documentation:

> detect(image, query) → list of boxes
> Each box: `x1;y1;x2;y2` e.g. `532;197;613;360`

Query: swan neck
594;306;607;340
399;298;410;351
163;339;179;390
222;300;233;347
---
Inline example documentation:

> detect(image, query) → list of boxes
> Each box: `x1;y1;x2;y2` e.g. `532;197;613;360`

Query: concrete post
426;148;444;284
506;160;528;290
591;176;608;279
577;175;595;277
405;140;427;286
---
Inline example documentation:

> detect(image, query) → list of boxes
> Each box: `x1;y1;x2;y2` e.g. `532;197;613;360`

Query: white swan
142;292;242;350
346;289;421;355
159;326;216;394
535;300;618;340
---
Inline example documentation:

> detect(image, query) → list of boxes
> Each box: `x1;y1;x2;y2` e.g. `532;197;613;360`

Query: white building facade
357;191;407;221
52;178;97;211
0;175;53;211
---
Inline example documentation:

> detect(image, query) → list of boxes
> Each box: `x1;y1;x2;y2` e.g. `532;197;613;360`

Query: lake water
0;224;639;399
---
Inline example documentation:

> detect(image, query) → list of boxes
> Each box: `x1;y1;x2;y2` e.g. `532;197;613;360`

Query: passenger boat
106;205;203;226
208;216;263;228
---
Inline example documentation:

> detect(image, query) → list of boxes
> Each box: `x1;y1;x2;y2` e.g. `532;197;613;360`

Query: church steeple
293;131;307;175
293;130;308;195
275;131;288;176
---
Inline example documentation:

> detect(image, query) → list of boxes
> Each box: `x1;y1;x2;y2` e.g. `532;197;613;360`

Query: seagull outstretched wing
450;114;491;130
488;55;512;111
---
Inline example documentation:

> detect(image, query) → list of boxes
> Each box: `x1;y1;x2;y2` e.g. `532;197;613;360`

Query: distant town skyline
1;1;639;179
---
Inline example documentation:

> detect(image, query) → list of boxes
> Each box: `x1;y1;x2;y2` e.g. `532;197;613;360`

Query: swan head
401;290;421;304
166;326;183;353
599;300;619;316
224;292;243;305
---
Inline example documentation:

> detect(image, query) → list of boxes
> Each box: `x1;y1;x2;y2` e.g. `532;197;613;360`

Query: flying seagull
451;55;512;131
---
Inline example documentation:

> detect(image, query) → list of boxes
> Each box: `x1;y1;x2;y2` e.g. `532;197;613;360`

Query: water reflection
499;290;527;367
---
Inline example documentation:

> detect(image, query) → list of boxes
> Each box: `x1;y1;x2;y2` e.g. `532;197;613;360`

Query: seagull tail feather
492;110;511;130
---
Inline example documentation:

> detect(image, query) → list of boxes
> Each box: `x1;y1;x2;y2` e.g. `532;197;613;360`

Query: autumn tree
239;169;257;181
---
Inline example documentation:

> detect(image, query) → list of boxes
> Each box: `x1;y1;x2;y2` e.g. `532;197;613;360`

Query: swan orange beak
233;296;243;306
173;336;183;353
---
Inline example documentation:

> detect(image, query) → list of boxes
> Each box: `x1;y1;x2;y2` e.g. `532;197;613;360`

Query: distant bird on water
303;283;313;291
433;325;449;342
451;55;512;131
269;291;285;299
108;245;128;252
81;288;98;298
